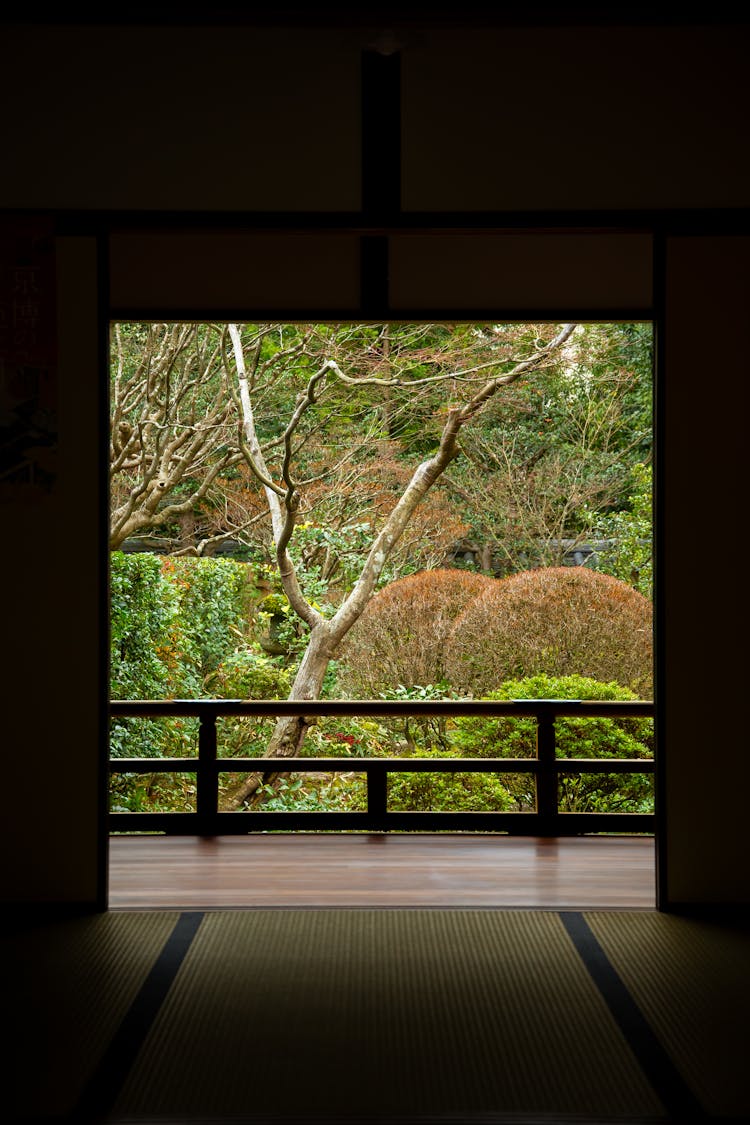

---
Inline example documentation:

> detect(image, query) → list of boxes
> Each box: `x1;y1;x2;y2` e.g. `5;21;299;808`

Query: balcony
109;697;655;910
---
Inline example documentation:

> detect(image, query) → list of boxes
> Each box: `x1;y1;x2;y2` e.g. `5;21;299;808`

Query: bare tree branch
228;324;321;631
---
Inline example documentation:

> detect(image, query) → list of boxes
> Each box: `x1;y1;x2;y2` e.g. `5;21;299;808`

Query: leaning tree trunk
226;621;337;808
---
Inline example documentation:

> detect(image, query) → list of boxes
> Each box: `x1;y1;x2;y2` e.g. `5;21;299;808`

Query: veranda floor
108;832;656;910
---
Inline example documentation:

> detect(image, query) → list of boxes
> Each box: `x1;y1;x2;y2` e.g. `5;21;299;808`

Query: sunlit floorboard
108;833;656;910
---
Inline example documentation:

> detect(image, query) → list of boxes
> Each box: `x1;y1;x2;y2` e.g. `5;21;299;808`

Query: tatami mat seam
69;911;205;1124
560;912;707;1121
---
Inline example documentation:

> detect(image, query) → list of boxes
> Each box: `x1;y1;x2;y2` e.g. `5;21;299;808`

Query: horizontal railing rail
109;698;655;835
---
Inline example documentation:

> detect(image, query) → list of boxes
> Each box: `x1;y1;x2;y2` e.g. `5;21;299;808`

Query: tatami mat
6;912;179;1120
7;909;750;1125
585;911;750;1118
113;911;663;1121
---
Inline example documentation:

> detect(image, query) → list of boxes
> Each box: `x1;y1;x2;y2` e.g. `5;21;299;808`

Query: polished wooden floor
108;833;656;909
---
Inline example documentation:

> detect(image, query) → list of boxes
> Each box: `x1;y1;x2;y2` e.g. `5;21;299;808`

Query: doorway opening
108;319;654;907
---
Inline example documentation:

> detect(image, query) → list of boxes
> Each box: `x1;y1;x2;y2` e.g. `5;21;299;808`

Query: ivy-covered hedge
110;551;253;703
110;552;268;809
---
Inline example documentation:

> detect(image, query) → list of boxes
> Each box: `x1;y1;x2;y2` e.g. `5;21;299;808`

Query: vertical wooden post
197;707;218;825
367;760;388;826
536;709;558;824
361;48;401;217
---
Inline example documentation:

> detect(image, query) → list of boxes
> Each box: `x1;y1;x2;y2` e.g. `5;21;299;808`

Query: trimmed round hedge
336;567;495;697
444;566;652;698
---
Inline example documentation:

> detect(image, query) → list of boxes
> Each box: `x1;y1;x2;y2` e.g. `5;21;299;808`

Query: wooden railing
109;698;655;835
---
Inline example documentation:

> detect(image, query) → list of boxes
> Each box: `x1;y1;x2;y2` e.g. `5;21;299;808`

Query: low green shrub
206;642;293;759
451;674;654;813
387;750;514;812
205;642;291;699
255;773;368;813
110;771;197;814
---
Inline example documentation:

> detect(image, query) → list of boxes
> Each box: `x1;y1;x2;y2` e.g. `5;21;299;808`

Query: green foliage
110;552;196;761
451;674;654;813
301;714;391;758
206;642;291;699
379;681;458;754
254;773;367;812
356;681;515;815
387;751;513;812
208;642;293;760
110;553;270;791
110;552;182;701
289;521;373;601
254;593;308;659
161;555;252;678
586;462;653;597
110;771;197;814
451;322;652;577
110;551;253;702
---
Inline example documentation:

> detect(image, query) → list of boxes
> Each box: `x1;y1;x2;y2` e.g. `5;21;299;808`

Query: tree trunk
226;622;336;808
221;321;577;811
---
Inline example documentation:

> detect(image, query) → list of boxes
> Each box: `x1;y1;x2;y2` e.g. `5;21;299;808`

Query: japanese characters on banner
0;216;57;499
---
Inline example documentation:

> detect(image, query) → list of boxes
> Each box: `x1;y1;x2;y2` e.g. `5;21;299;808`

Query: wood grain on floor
108;833;656;909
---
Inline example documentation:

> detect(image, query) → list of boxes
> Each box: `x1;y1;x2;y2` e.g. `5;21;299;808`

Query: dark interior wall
1;18;748;908
3;23;749;212
0;25;361;212
402;26;750;211
1;236;102;906
663;236;750;905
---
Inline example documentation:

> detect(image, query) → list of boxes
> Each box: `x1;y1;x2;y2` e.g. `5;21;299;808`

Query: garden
109;321;653;819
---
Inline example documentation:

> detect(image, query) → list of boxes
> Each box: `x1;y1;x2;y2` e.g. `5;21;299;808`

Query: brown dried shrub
336;568;495;698
444;566;653;698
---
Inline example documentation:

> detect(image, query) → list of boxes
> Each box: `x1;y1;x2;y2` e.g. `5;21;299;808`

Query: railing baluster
367;760;388;825
197;707;218;821
536;710;558;821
